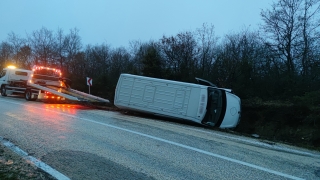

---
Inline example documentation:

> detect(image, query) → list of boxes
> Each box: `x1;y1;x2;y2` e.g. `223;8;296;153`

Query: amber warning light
7;65;16;69
44;91;61;99
32;65;61;74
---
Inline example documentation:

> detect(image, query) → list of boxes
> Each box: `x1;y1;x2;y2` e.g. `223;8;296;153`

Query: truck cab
0;66;32;96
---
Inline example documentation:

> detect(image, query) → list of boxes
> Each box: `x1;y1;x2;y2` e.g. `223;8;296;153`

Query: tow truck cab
0;66;32;96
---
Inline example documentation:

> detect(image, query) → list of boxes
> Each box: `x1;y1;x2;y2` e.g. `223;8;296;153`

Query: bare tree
159;31;198;81
213;30;266;97
83;43;111;77
64;28;82;74
140;42;163;78
0;41;13;69
17;45;32;69
195;23;219;79
261;0;303;76
54;28;67;71
299;0;320;77
108;47;131;84
28;27;56;66
129;40;144;74
7;32;28;67
261;0;320;77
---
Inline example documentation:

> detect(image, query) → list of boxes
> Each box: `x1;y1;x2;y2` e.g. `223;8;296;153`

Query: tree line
1;0;320;103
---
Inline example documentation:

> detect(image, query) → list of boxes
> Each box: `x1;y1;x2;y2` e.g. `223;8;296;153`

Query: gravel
0;143;56;180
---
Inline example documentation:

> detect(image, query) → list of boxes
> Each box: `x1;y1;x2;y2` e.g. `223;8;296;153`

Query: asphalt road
0;96;319;180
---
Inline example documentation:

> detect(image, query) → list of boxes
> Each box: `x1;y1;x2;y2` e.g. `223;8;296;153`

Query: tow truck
0;65;109;103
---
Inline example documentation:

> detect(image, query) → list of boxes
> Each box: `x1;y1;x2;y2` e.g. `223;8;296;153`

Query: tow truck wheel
25;89;32;101
1;85;7;96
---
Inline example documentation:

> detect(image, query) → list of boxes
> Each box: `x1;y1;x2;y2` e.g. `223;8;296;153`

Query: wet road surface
0;96;320;180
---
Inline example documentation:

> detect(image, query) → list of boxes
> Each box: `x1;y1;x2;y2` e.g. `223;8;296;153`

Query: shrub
293;90;320;108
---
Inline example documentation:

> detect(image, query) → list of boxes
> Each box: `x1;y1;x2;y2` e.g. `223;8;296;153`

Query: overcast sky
0;0;273;48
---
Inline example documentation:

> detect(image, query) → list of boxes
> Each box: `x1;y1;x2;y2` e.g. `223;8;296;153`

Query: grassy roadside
235;98;320;151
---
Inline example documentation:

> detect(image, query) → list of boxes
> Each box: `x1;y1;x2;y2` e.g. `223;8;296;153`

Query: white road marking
0;137;70;180
189;128;320;158
0;99;304;180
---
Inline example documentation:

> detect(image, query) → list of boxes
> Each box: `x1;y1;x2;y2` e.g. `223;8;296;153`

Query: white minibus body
114;74;241;128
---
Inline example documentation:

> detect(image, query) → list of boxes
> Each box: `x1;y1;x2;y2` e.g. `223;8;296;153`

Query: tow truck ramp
28;83;110;103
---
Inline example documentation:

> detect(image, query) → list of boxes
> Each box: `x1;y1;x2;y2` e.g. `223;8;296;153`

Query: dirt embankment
0;143;56;180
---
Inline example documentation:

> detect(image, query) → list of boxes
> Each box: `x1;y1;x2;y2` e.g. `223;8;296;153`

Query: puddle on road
42;150;155;180
40;104;99;115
